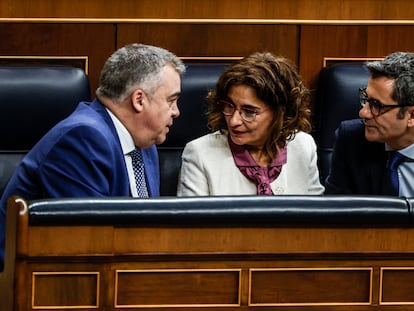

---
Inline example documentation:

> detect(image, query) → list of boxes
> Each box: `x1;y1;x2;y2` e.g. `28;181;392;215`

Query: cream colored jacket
177;131;324;196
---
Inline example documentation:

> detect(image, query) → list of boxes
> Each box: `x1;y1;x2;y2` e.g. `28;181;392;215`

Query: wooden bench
6;194;414;310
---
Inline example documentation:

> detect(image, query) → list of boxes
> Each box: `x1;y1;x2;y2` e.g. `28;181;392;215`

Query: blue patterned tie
383;151;406;196
130;149;149;198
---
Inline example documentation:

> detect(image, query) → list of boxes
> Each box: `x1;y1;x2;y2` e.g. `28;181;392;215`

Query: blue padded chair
0;66;91;196
158;62;229;196
0;66;90;311
313;62;371;184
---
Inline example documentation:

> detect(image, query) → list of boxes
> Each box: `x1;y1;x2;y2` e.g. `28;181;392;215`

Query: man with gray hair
325;52;414;196
0;43;185;270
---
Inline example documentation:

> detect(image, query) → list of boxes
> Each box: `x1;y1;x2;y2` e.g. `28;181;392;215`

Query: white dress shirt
389;143;414;197
106;108;140;197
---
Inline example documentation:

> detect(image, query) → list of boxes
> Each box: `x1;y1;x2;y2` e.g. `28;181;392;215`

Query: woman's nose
227;109;244;125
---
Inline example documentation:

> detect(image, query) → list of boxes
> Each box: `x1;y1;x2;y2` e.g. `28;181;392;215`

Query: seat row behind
0;61;371;196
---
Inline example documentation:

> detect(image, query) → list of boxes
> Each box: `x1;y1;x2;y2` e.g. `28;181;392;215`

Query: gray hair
96;43;186;102
366;52;414;107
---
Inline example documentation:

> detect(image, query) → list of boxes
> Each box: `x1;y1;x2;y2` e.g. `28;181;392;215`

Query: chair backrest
0;66;91;196
158;62;229;196
312;62;371;184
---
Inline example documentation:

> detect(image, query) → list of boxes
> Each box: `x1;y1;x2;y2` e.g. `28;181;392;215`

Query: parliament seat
158;62;229;196
0;66;91;197
0;65;90;311
312;62;371;184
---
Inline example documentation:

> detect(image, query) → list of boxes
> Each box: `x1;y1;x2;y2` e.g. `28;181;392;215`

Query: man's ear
407;107;414;127
131;89;145;112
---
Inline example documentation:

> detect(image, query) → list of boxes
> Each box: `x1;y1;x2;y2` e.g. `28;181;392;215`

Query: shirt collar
398;144;414;160
385;143;414;161
106;108;135;155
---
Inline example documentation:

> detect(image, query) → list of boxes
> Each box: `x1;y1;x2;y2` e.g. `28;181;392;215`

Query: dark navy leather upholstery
28;195;411;227
313;62;371;184
158;62;229;196
0;66;91;196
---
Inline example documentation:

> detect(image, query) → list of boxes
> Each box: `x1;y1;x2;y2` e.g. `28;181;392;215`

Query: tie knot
130;149;143;162
387;151;406;170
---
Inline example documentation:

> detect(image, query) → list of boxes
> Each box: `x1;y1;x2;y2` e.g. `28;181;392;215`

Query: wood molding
0;18;414;25
0;56;89;74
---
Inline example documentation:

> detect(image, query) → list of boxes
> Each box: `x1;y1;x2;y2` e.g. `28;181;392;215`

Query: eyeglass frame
217;99;267;122
359;87;412;116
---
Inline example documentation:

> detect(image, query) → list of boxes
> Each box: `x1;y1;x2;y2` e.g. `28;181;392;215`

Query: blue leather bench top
27;195;412;227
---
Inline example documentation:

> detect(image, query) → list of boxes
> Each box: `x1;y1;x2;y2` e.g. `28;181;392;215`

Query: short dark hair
366;52;414;107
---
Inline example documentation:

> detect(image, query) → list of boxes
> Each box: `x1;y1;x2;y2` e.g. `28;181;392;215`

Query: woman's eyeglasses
359;87;412;116
218;99;265;122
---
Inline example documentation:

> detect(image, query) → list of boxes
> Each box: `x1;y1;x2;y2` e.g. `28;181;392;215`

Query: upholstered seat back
0;66;91;196
158;62;228;196
313;62;371;184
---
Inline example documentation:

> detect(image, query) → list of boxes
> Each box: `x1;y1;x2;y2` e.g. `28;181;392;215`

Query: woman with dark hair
177;52;324;196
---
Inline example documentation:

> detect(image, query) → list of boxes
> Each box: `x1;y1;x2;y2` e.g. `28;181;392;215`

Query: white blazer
177;131;324;196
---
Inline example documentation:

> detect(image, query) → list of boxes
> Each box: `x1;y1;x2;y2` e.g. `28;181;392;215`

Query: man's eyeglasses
359;87;412;116
218;99;265;122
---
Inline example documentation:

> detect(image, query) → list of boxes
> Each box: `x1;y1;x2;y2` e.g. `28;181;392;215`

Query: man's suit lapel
141;146;160;197
365;143;387;194
89;99;131;196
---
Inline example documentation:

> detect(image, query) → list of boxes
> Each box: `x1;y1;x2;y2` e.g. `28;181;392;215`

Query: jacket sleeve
141;145;160;197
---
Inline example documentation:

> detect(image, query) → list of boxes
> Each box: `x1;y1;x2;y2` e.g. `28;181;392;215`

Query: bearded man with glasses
325;52;414;196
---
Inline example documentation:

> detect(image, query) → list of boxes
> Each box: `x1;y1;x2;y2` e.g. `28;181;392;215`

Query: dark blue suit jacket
0;99;160;270
325;118;387;194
